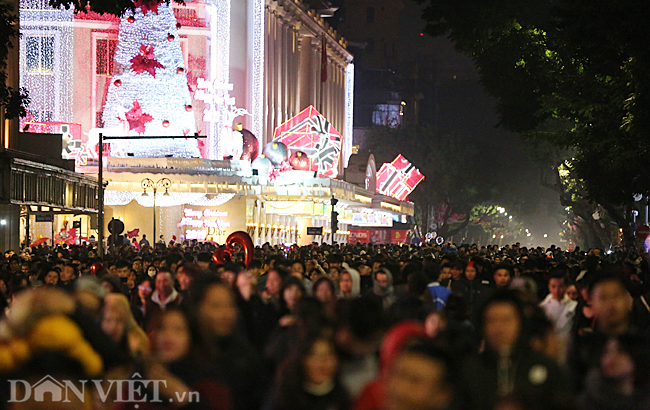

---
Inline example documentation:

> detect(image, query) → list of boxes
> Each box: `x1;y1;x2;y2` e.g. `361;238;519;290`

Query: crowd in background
0;239;649;410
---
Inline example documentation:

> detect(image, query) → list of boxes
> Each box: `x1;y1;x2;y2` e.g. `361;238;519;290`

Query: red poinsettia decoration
125;100;153;134
269;168;281;181
133;0;161;14
130;44;164;77
127;228;140;238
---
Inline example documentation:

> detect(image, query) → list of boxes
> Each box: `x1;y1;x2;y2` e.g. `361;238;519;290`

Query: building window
372;104;401;128
96;38;117;76
26;36;54;74
366;7;374;23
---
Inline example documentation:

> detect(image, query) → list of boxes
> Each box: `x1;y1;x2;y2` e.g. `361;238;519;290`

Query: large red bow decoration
212;231;254;267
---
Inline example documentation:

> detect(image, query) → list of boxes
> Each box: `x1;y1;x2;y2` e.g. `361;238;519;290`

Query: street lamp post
141;178;171;245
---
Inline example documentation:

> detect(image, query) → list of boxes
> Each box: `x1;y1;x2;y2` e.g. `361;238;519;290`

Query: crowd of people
0;239;649;410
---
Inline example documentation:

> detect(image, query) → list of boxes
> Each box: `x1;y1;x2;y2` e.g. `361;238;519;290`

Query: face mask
148;270;156;277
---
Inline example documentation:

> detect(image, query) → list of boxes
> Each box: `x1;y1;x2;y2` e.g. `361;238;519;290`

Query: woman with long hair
266;332;349;410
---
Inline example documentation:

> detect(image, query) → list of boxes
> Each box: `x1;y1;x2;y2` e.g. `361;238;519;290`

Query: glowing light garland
104;191;235;207
206;0;231;159
102;2;199;158
250;0;264;155
344;62;354;167
19;0;74;126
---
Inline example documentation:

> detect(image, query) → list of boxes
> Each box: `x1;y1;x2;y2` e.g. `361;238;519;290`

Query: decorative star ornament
129;44;164;77
125;100;153;134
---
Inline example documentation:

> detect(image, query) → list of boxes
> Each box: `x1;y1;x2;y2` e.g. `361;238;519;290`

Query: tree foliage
363;125;502;238
416;0;650;237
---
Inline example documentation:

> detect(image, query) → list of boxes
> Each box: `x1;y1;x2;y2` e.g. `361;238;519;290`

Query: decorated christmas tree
101;0;200;158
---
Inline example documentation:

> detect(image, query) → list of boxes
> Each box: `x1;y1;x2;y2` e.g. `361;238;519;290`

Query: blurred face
116;266;130;278
222;270;236;286
266;270;281;298
138;280;152;300
328;267;340;282
493;269;511;287
600;338;634;380
339;272;353;295
156;272;174;296
198;285;237;337
147;267;157;277
376;273;389;289
483;301;521;353
21;265;29;274
439;267;451;281
291;262;304;276
45;270;59;285
303;339;338;386
283;284;303;312
591;280;632;333
548;278;567;301
236;270;253;293
450;266;463;280
566;284;579;301
9;260;19;272
133;260;143;273
101;305;125;343
315;282;335;304
385;352;451;410
176;269;192;291
60;266;75;282
153;311;191;363
465;266;477;281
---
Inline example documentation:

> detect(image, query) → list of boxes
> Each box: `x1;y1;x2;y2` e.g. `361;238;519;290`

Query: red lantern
128;16;135;23
176;67;184;74
167;33;175;42
185;104;193;112
162;120;170;127
176;22;181;29
113;79;122;87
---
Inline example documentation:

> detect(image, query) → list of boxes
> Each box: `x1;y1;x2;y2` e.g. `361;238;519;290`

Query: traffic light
331;197;338;206
331;211;339;234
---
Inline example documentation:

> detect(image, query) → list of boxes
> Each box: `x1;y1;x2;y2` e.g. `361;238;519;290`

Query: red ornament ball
176;67;184;74
185;105;193;112
176;22;181;29
240;129;259;161
289;150;309;170
167;33;175;41
162;120;170;127
113;79;122;87
128;16;135;23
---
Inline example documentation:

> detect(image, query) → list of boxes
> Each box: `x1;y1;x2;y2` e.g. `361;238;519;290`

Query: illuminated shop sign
179;208;230;241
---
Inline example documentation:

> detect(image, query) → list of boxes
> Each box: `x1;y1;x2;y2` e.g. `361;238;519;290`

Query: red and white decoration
375;154;425;201
272;106;342;178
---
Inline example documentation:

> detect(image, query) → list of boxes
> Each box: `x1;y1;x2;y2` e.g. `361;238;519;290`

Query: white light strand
206;0;231;159
19;0;74;126
104;191;235;207
250;0;264;152
188;193;236;206
344;62;354;167
102;2;199;158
